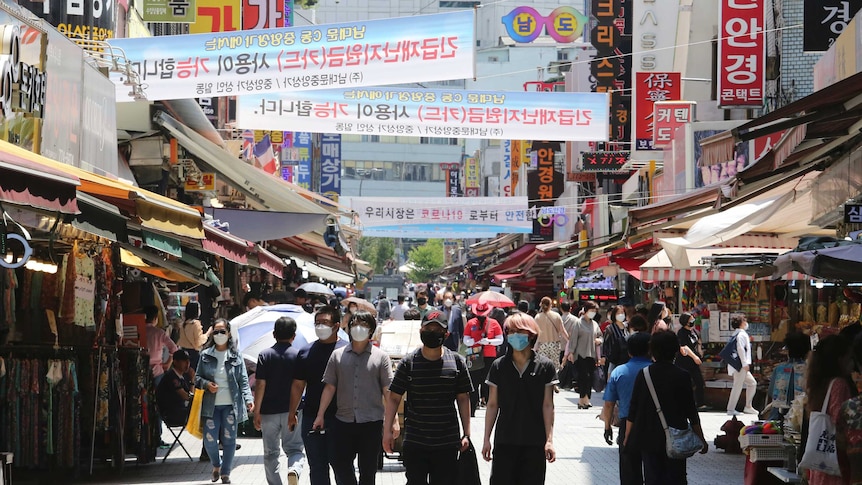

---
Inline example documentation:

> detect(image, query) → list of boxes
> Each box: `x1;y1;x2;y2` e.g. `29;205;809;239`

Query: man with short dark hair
156;350;195;426
600;332;652;485
439;290;465;351
294;289;312;314
383;311;472;485
390;295;409;321
254;317;306;485
244;292;266;311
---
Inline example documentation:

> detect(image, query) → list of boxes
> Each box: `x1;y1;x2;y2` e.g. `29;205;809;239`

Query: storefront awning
640;246;800;281
201;225;254;265
482;244;537;276
71;193;128;242
250;245;285;278
0;139;80;214
120;245;212;286
203;207;328;242
307;261;355;284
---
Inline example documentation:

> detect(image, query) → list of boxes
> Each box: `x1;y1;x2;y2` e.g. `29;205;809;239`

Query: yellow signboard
185;172;217;191
190;0;241;34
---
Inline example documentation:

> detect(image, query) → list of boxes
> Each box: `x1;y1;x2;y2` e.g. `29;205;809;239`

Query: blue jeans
204;405;238;476
302;412;345;485
261;411;307;485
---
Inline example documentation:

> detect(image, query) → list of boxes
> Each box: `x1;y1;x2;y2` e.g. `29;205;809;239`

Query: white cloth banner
237;87;609;141
107;10;475;102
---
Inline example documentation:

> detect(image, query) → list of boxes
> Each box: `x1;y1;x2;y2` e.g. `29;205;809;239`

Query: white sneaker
288;470;299;485
727;410;742;416
743;407;759;415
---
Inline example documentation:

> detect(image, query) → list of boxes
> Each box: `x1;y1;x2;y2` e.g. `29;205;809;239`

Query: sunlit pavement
75;390;746;485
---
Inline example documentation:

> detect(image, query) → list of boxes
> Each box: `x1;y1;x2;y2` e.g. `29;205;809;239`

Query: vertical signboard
464;157;479;196
80;65;118;175
18;0;116;41
286;132;311;189
319;134;341;201
718;0;765;107
190;0;240;33
652;101;695;149
634;72;681;150
443;163;462;197
590;0;631;147
41;28;83;166
502;140;512;196
242;0;284;29
803;0;862;51
527;141;564;242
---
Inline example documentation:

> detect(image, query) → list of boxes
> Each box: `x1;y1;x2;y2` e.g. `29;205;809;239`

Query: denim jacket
195;346;253;423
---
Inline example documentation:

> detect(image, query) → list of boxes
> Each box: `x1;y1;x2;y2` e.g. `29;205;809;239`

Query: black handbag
455;439;482;485
592;365;606;392
718;335;742;371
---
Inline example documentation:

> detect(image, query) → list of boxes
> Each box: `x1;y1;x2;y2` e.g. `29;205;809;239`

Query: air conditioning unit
548;61;571;74
129;138;166;167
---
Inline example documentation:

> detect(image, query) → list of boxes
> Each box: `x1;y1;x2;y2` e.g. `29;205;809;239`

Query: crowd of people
146;285;862;485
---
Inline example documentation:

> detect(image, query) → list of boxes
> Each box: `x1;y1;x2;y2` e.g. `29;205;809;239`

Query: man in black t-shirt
289;306;348;485
253;316;305;485
383;311;472;485
156;350;194;426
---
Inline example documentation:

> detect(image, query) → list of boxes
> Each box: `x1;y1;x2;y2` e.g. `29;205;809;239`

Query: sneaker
288;470;299;485
235;444;242;450
727;410;742;416
743;407;759;415
159;441;171;449
221;475;231;484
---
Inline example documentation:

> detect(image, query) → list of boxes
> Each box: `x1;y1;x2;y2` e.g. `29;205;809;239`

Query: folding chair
160;409;194;462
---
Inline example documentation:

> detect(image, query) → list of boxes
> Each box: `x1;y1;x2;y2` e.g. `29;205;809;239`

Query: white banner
237;87;610;141
107;10;475;101
345;196;532;237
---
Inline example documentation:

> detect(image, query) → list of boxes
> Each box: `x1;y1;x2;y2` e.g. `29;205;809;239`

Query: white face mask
213;333;229;346
615;313;626;322
350;326;370;342
315;325;334;340
586;311;597;320
444;299;453;308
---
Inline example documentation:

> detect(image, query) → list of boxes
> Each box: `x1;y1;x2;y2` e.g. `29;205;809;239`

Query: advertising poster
18;0;116;41
501;6;587;43
238;87;609;141
350;196;532;239
634;72;681;150
718;0;765;107
319;133;341;201
108;10;476;102
142;0;196;23
694;129;749;188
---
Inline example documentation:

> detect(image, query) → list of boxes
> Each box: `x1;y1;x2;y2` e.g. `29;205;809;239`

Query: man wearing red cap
463;303;504;416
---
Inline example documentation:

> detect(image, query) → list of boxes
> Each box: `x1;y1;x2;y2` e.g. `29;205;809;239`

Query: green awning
143;230;182;257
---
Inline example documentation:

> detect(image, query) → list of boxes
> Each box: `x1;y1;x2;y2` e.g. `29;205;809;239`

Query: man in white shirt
390;295;410;321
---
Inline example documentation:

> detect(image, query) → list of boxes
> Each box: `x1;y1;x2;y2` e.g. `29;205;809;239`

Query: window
558;51;569;61
420;137;459;145
439;1;479;8
361;135;380;142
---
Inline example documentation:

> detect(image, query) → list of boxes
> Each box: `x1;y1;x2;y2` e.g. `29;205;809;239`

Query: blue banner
319;134;341;201
108;10;475;102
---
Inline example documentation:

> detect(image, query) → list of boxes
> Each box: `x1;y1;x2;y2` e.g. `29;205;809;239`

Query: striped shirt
390;348;472;449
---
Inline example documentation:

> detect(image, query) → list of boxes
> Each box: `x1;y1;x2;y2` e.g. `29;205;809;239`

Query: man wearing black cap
156;349;195;427
383;311;472;485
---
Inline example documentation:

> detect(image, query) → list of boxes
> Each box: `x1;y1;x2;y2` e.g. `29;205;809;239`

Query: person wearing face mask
196;318;254;484
383;311;472;484
565;301;603;409
463;303;505;416
416;291;431;320
675;313;706;410
482;313;557;485
725;315;758;416
439;291;465;352
289;306;349;485
602;305;630;378
535;297;568;372
390;295;409;321
314;310;395;485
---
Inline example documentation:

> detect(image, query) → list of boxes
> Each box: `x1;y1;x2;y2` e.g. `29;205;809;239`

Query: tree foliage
407;239;444;282
356;237;395;273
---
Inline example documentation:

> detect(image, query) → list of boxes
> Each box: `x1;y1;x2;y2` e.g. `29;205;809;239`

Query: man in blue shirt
601;332;651;485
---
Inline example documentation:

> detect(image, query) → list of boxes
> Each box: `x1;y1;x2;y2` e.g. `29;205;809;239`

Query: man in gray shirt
313;310;396;485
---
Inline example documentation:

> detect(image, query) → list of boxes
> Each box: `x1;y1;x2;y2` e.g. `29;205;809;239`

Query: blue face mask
508;333;530;351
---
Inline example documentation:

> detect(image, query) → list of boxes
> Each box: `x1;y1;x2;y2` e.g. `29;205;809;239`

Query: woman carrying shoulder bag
178;301;209;370
565;301;603;409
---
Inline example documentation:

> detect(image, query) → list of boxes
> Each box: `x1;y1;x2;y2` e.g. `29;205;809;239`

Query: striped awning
640;267;807;282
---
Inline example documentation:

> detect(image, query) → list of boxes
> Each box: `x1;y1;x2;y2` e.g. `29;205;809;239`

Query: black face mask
417;298;427;306
663;316;672;324
420;331;446;349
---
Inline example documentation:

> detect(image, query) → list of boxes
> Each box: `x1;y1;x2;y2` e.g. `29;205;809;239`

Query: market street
82;389;746;485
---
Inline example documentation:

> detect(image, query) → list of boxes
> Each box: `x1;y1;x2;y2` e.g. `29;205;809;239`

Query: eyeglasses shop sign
0;25;48;119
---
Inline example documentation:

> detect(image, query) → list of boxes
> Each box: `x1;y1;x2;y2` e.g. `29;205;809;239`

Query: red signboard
652;101;695;149
753;129;785;161
634;72;681;150
718;0;765;107
581;151;630;172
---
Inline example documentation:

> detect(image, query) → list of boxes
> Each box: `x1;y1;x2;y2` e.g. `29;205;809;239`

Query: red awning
641;267;807;282
202;225;254;265
492;273;522;283
588;253;610;271
0;148;80;214
482;244;537;275
253;245;285;278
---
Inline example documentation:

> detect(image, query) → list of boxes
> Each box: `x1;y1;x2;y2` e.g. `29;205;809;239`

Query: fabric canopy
120;246;211;286
201;225;254;265
773;242;862;281
250;245;285;278
71;193;127;242
0;139;80;214
204;207;328;242
641;246;797;281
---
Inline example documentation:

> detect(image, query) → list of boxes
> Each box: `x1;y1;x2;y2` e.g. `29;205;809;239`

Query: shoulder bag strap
821;378;836;413
643;367;669;432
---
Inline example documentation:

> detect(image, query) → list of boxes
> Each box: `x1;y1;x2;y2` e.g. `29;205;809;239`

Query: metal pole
90;346;103;475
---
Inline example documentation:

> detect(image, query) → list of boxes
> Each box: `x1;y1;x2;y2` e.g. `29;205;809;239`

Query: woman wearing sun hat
463;302;504;416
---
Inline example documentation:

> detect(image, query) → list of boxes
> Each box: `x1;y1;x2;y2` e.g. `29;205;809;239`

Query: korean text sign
107;10;475;102
634;72;681;150
238;87;609;141
718;0;765;107
652;101;695;149
319;133;341;201
351;196;532;238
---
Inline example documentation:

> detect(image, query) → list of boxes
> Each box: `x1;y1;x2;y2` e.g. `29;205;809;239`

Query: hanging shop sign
184;172;216;191
803;0;862;51
189;0;241;33
243;0;285;30
108;10;476;102
634;72;681;150
237;87;609;142
652;101;695;149
444;163;462;198
502;140;511;197
142;0;196;23
0;25;48;120
718;0;765;107
527;141;564;242
319;133;341;201
18;0;115;41
465;157;479;196
581;151;630;172
501;6;587;43
846;203;862;224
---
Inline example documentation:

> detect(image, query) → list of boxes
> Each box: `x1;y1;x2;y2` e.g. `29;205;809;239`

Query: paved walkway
71;390;746;485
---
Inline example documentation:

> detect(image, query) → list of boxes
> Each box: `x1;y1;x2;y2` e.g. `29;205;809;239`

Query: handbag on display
643;367;704;459
799;379;841;476
718;335;743;372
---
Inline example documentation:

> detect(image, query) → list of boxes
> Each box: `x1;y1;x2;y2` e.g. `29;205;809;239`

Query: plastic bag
186;388;204;439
